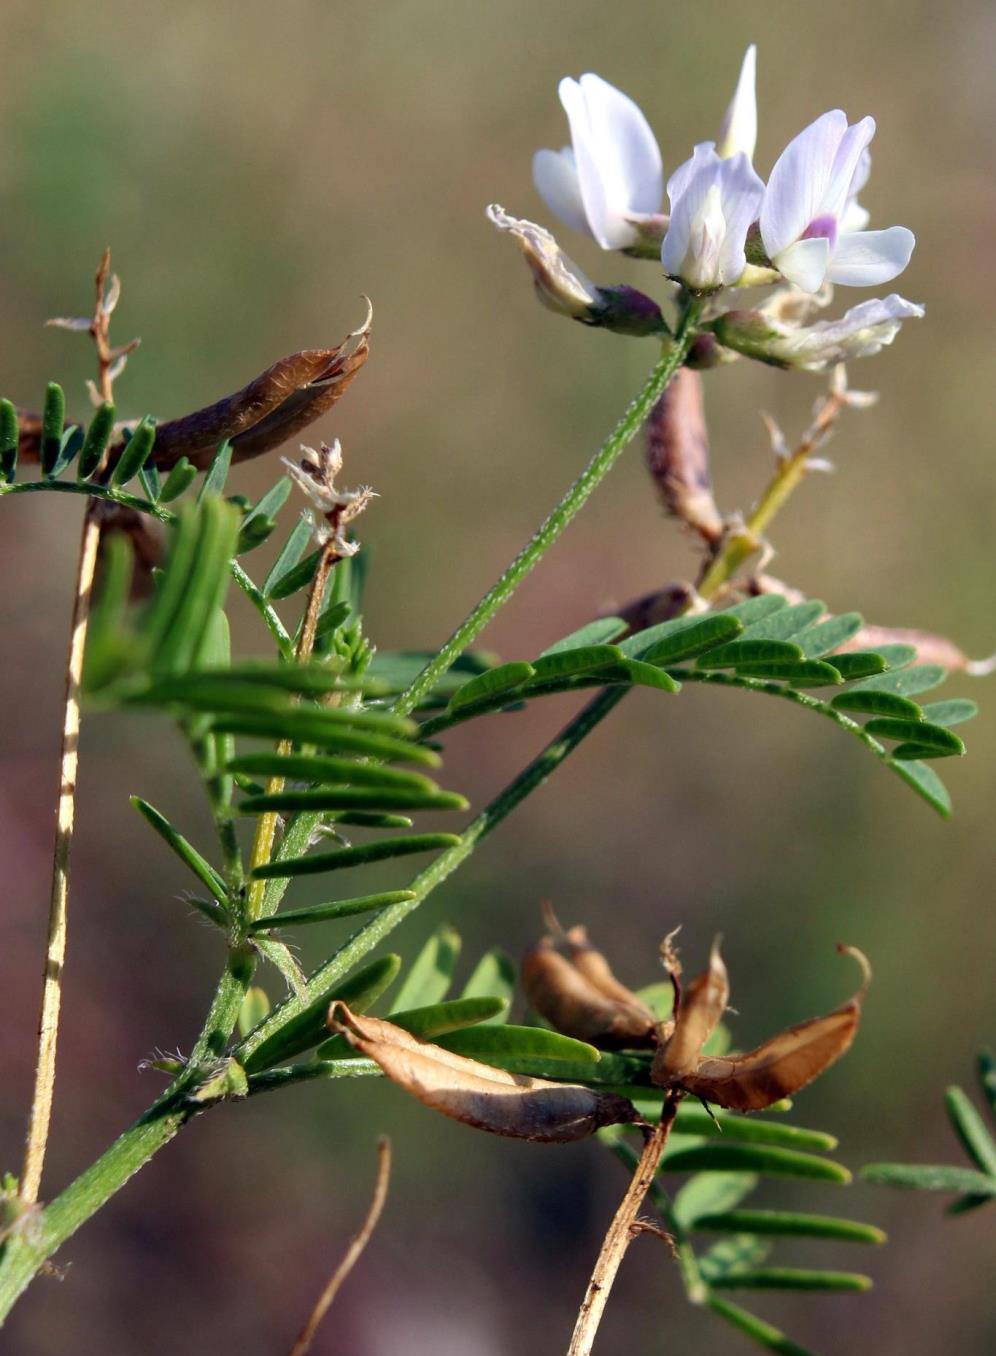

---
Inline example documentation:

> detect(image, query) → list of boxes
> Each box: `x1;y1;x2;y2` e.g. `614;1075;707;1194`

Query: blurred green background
1;1;994;1352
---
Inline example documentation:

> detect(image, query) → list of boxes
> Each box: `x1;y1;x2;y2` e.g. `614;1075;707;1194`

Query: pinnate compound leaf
330;1004;636;1142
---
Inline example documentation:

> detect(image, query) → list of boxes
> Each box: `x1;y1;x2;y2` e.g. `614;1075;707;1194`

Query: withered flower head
283;438;375;556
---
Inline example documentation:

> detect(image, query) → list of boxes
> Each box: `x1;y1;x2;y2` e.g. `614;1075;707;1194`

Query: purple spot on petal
802;214;838;248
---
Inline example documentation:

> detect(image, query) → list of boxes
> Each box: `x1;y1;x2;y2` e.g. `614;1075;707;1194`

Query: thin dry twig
288;1137;392;1356
21;251;128;1204
567;1095;681;1356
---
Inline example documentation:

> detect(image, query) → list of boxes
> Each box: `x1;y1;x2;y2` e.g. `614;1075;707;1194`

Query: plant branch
393;326;698;717
567;1095;681;1356
288;1137;391;1356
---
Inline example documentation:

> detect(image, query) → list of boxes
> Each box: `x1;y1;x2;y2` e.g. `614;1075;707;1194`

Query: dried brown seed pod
645;367;723;544
329;1003;638;1143
521;936;656;1048
652;937;728;1082
658;945;871;1112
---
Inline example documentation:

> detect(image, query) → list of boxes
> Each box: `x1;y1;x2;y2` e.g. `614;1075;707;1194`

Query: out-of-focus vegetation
0;2;993;1352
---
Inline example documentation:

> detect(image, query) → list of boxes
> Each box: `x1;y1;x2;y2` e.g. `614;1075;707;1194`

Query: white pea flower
532;74;663;250
661;143;764;290
714;294;924;370
760;110;914;292
716;44;757;162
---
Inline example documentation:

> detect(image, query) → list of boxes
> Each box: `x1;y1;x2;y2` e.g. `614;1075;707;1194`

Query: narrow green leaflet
197;440;233;500
530;644;624;682
691;1210;886;1245
240;953;401;1073
448;662;535;712
239;786;468;814
711;1268;871;1292
697;639;805;670
673;1171;759;1229
707;1296;818;1356
921;699;980;727
247;890;417;933
538;616;629;656
130;797;227;901
0;398;18;481
459;949;517;1020
661;1143;851;1184
316;995;506;1059
435;1024;600;1069
698;1234;771;1283
621;613;743;665
889;760;952;817
795;612;863;657
392;924;462;1010
251;833;461;880
159;456;197;503
861;1163;996;1195
110;417;156;487
40;382;66;476
673;1108;837;1152
229;752;437;791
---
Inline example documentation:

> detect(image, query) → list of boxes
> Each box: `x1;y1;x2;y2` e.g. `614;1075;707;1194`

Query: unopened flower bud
712;295;924;371
487;205;666;337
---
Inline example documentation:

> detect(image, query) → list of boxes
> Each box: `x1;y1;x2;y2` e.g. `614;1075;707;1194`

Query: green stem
392;331;696;717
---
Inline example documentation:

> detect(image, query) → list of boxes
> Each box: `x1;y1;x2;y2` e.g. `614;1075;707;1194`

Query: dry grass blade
330;1004;638;1142
288;1137;392;1356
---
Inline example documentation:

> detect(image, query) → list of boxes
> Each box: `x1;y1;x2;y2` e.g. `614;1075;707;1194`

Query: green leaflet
863;717;964;756
315;995;506;1059
435;1024;601;1069
130;797;227;902
829;652;888;680
698;1234;771;1283
237;476;291;553
860;1163;996;1194
841;663;946;698
673;1172;759;1229
707;1297;817;1356
392;924;462;1010
77;403;116;481
197;440;233;500
459;949;517;1020
159;456;197;503
830;689;925;718
710;1268;871;1292
888;760;952;817
794;612;863;657
240;953;401;1073
247;890;417;933
231;725;439;767
538;616;629;656
729;599;826;643
921;699;980;727
946;1085;996;1176
251;833;461;879
530;644;624;681
207;703;415;742
239;786;468;815
237;986;271;1039
448;662;535;711
732;660;842;687
0;398;18;481
673;1108;837;1152
110;417;156;487
621;613;743;665
661;1143;851;1183
40;382;66;476
696;639;805;670
721;595;789;625
691;1210;886;1245
228;752;436;791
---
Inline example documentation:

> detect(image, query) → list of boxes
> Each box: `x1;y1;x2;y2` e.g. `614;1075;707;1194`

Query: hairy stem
393;330;696;717
19;509;102;1204
245;540;339;924
568;1096;681;1356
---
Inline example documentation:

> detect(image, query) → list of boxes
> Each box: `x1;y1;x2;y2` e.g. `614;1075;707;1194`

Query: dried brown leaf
330;1003;638;1143
679;945;871;1111
653;937;728;1081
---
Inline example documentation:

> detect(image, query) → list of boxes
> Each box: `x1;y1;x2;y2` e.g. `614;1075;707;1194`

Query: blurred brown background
1;1;994;1352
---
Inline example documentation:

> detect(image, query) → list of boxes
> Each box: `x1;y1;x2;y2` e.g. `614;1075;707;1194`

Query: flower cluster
491;46;922;370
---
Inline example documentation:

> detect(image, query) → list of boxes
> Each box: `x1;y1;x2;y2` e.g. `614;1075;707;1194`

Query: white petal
716;44;757;161
666;142;715;208
532;146;591;239
823;116;875;221
560;73;662;248
827;227;915;286
715;152;765;283
663;146;763;288
773;235;831;292
760;110;847;259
